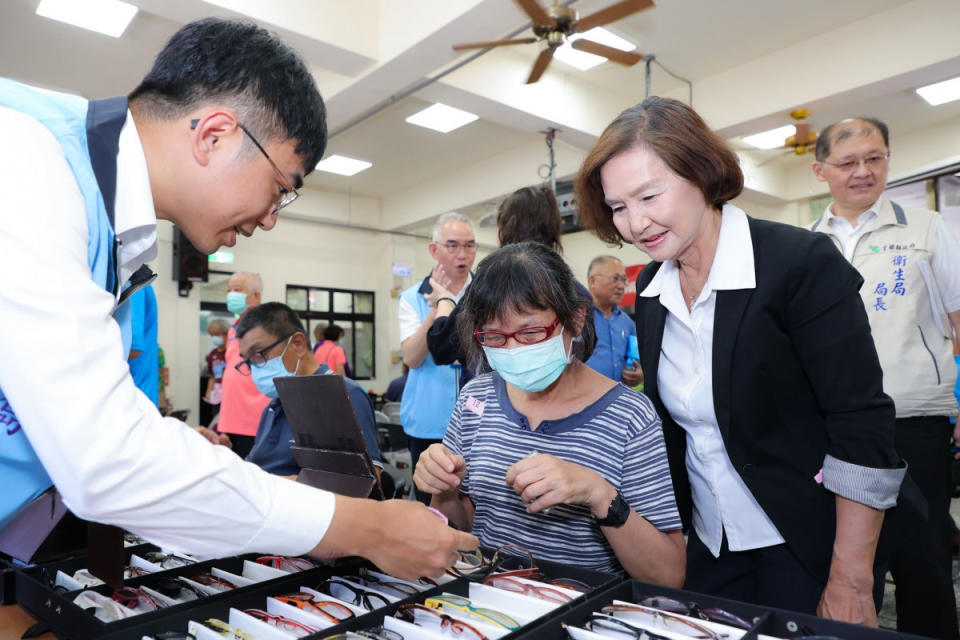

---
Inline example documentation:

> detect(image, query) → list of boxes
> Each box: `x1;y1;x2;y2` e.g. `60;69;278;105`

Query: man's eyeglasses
473;317;562;348
440;240;478;254
189;119;300;215
820;152;889;172
235;333;295;376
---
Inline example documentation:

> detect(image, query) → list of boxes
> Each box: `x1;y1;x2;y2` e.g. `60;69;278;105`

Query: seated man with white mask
413;242;684;585
235;302;381;476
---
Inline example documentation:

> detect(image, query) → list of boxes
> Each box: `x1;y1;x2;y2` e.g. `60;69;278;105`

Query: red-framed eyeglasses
473;317;561;348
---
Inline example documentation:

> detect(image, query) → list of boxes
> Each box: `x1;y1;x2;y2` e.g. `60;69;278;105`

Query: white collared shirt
822;201;881;262
0;103;334;558
640;205;784;556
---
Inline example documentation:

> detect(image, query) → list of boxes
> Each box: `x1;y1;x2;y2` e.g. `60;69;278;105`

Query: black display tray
511;579;927;640
0;555;16;605
309;556;619;640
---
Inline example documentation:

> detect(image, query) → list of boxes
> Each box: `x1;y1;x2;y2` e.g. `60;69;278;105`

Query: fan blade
575;0;654;32
453;37;538;51
527;48;555;84
515;0;552;25
571;39;645;66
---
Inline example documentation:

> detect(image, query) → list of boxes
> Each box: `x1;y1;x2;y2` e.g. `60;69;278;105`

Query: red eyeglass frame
473;316;561;347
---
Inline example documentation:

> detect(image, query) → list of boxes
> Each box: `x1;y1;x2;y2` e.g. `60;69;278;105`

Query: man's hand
424;263;453;309
414;443;466;496
194;426;232;448
311;497;479;580
621;362;644;387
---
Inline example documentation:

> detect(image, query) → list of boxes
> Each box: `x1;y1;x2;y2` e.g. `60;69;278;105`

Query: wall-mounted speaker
172;228;208;283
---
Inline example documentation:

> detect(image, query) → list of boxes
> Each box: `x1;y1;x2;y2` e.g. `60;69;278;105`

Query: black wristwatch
596;490;630;527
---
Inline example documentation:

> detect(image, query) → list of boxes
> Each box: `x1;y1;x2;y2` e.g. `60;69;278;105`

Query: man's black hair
457;241;596;372
236;302;305;341
815;117;889;161
129;18;326;172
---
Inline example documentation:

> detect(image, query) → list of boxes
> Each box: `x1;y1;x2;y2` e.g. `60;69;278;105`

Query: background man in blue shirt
585;256;642;386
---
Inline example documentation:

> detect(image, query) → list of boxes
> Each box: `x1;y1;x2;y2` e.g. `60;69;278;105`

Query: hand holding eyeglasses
414;443;467;495
505;453;616;516
313;496;478;581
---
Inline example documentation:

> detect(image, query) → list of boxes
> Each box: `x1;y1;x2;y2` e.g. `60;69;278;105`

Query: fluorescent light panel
36;0;138;38
406;103;479;133
315;154;372;176
916;76;960;106
554;27;636;72
741;125;796;150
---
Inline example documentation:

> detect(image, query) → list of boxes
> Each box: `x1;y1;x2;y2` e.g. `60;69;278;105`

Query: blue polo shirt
246;365;382;475
585;306;636;382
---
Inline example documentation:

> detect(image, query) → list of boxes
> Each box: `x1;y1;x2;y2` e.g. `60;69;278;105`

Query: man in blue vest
398;213;477;504
584;255;642;386
0;17;475;578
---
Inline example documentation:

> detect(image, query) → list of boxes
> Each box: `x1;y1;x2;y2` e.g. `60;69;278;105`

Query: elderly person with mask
414;241;684;585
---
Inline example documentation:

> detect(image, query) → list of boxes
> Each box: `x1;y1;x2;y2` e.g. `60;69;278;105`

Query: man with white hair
398;213;477;503
219;271;270;458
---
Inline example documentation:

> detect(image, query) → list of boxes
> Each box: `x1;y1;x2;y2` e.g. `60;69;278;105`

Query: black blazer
635;217;919;582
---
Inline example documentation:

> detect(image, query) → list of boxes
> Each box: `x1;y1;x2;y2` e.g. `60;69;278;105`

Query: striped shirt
444;372;681;575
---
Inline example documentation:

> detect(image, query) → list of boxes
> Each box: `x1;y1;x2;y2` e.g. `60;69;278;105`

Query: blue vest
398;276;462;439
0;79;128;529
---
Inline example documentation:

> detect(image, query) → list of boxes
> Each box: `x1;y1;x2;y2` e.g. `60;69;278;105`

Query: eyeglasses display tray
14;546;617;639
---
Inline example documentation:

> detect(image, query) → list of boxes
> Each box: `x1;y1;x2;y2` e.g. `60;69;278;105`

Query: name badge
465;396;485;417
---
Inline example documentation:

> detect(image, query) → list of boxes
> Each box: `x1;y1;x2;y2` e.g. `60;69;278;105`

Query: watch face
600;492;629;527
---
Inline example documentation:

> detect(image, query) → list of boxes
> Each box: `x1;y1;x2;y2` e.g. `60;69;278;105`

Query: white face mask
482;331;572;392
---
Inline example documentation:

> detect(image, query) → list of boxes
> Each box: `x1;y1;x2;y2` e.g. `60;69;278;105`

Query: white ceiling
3;0;959;229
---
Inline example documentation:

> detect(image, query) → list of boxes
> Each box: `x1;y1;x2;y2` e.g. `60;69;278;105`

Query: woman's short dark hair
497;185;563;252
457;242;595;372
129;17;327;172
323;324;344;341
575;96;743;245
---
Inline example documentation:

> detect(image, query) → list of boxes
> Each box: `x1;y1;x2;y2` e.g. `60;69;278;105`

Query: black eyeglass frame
188;118;300;214
235;333;295;376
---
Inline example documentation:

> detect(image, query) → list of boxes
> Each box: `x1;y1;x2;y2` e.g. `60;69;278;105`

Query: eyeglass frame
425;595;520;630
243;608;319;635
318;577;392;610
819;151;889;172
482;574;572;603
596;273;630;285
189;118;300;215
356;568;422;597
322;628;404;640
256;555;318;572
111;586;163;611
235;333;295;376
638;595;752;630
585;613;674;640
473;316;562;348
601;603;721;640
272;592;356;624
438;240;478;254
396;603;488;640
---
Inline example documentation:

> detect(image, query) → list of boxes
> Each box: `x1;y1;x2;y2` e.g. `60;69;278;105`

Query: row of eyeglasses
562;595;757;640
139;546;596;640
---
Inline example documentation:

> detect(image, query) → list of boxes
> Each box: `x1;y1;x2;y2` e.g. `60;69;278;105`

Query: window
286;285;376;380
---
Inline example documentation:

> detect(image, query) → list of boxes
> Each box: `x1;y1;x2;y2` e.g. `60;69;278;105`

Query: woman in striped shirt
413;241;684;585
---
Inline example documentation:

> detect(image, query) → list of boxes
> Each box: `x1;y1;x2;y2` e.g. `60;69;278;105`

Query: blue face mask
482;331;572;392
226;291;248;315
250;337;298;398
210;336;224;347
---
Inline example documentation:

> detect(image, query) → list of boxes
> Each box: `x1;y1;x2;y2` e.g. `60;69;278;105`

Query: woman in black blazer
574;97;910;625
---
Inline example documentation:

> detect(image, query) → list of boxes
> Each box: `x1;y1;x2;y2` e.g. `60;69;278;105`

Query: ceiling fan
452;0;654;84
753;109;819;167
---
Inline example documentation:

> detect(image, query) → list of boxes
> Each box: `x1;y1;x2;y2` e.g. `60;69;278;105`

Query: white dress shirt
0;105;335;558
823;198;960;311
640;205;785;556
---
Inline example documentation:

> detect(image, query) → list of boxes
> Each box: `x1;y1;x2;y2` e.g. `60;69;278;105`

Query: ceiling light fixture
406;103;479;133
315;154;373;177
741;125;796;150
553;27;636;72
36;0;138;38
916;76;960;106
